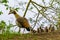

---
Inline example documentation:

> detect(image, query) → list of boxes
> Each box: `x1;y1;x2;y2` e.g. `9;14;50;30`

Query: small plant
0;20;6;34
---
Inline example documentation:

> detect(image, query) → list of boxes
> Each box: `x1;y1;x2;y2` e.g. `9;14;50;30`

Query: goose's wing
16;17;31;28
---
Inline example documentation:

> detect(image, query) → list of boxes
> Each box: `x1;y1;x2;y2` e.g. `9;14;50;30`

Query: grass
0;29;60;40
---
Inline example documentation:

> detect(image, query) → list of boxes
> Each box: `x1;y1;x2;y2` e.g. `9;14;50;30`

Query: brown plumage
16;17;31;31
8;9;32;32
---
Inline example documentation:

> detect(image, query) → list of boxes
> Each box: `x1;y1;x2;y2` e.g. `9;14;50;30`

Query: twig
31;1;55;26
31;2;40;29
31;1;48;8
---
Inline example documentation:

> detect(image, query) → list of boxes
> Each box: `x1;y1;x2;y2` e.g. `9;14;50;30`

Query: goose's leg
23;28;25;34
18;27;21;33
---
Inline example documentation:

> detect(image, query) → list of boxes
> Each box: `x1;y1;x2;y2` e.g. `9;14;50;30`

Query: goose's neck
13;11;21;18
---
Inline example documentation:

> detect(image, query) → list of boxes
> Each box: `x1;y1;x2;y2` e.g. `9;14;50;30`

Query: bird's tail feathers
26;28;30;31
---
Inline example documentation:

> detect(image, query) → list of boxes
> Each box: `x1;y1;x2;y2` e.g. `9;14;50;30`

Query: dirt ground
0;29;60;40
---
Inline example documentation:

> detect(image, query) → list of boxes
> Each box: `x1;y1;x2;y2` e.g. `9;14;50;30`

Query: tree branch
23;0;31;17
31;1;55;26
31;2;40;29
31;1;48;8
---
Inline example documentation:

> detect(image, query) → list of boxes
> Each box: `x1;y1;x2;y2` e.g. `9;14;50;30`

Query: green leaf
29;18;33;23
0;11;3;15
4;4;8;6
1;21;6;24
0;21;6;30
2;0;8;3
15;8;19;11
6;7;8;10
29;7;33;10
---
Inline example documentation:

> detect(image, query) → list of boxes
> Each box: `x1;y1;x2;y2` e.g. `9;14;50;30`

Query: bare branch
31;2;40;29
23;0;31;17
31;1;48;8
31;1;55;26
